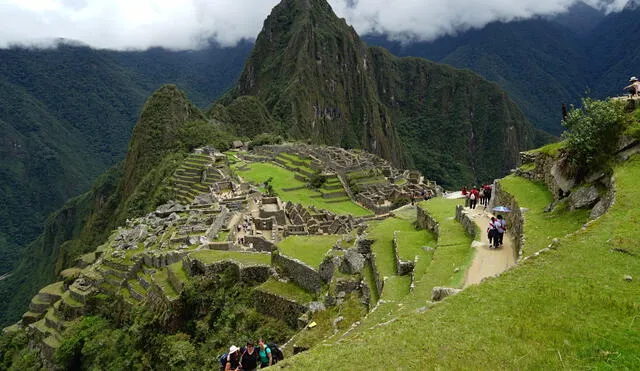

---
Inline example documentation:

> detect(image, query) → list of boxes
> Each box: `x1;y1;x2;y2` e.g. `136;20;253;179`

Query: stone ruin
284;201;361;236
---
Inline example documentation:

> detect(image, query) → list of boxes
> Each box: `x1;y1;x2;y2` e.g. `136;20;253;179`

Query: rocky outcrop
568;185;600;210
431;287;461;302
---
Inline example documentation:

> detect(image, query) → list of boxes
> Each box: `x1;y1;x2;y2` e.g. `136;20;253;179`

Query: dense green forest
364;3;640;135
0;43;251;278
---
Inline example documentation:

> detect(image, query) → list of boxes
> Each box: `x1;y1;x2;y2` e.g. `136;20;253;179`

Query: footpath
463;207;516;287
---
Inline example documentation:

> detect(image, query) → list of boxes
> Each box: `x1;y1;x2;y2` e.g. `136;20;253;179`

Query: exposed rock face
431;287;462;302
568;186;600;210
340;248;366;274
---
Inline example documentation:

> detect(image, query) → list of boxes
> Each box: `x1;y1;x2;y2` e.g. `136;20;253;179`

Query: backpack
267;343;284;364
219;353;228;371
469;193;476;200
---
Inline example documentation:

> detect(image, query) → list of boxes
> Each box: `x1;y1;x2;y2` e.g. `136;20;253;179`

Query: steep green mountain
0;85;234;326
0;43;249;280
219;0;540;187
364;19;590;135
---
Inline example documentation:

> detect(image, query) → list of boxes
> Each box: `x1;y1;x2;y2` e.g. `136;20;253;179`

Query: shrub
562;98;631;172
249;133;284;149
308;171;327;189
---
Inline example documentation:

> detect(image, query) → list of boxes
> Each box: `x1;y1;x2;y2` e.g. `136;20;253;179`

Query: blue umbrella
492;206;512;213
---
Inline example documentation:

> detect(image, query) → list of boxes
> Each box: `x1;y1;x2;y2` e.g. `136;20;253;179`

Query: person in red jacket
469;186;479;209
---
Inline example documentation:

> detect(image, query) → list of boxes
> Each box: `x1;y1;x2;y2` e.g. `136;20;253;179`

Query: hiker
223;345;242;371
487;217;497;247
495;215;507;248
478;187;486;208
461;186;468;196
483;184;492;206
240;341;260;371
469;186;479;209
624;76;640;97
257;339;272;368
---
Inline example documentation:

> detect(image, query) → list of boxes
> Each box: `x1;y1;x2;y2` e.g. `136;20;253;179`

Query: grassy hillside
280;157;640;369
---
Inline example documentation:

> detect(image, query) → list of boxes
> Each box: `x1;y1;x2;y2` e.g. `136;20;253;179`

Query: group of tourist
487;215;507;249
221;339;281;370
461;184;492;209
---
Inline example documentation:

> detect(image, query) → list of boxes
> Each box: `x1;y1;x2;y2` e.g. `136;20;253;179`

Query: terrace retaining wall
455;206;479;238
253;290;308;328
272;254;323;292
417;205;440;238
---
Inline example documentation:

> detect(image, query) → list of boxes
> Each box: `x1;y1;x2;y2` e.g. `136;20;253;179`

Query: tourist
487;217;497;247
478;187;485;208
240;341;260;371
469;186;479;209
461;186;468;196
495;215;507;248
483;184;492;206
624;76;640;97
224;345;242;371
257;338;272;368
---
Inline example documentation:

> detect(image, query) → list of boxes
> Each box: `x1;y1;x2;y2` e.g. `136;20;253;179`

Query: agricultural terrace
281;156;640;370
277;235;340;269
499;175;590;257
233;161;372;216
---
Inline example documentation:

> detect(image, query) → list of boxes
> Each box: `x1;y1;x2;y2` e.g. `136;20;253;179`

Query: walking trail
463;207;517;287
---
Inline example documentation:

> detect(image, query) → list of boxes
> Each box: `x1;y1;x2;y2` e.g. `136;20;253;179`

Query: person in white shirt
494;215;506;248
624;76;640;97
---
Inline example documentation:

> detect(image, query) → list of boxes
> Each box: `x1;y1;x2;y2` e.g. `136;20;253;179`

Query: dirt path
463;207;516;287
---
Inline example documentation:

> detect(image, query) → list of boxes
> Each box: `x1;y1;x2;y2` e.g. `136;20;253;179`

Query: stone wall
392;232;414;276
455;205;479;238
244;235;276;252
489;181;525;260
253;289;308;328
416;205;440;237
272;253;323;292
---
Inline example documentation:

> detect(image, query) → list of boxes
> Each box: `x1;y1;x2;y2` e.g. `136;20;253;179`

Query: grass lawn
152;268;179;300
257;278;314;303
394;230;436;264
278;156;640;370
277;235;339;269
499;175;590;257
189;250;271;266
527;140;566;157
234;162;372;216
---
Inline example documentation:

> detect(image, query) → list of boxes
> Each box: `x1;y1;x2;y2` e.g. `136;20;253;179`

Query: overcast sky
0;0;630;50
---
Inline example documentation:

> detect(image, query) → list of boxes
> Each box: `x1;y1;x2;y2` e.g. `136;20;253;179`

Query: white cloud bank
0;0;630;50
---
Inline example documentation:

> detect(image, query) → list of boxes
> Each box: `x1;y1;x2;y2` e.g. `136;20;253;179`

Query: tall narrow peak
230;0;404;164
223;0;539;186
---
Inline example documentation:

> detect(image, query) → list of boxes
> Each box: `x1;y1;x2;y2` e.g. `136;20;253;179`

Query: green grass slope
282;156;640;370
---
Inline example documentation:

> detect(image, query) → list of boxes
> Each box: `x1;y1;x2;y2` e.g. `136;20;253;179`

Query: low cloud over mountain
0;0;629;49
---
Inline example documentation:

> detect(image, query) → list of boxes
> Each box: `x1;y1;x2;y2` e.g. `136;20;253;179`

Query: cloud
0;0;629;50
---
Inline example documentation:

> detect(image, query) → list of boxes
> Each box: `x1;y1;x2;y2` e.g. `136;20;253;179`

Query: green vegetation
290;294;367;352
394;231;436;264
189;250;271;266
499;175;589;256
277;236;339;268
258;279;314;303
529;140;566;158
234;162;371;216
562;98;631;172
248;133;284;149
283;155;640;369
410;198;473;297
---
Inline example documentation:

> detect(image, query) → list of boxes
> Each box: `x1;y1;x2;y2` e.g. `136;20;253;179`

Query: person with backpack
257;338;272;368
494;215;507;248
222;345;241;371
240;341;260;371
266;342;284;365
469;187;479;209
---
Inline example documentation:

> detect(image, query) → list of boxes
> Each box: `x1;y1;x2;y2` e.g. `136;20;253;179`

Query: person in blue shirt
257;338;272;368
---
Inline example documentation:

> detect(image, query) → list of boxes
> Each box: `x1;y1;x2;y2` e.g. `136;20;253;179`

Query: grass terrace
284;156;640;369
499;175;590;257
277;235;339;269
234;162;371;216
258;278;314;303
189;250;271;266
